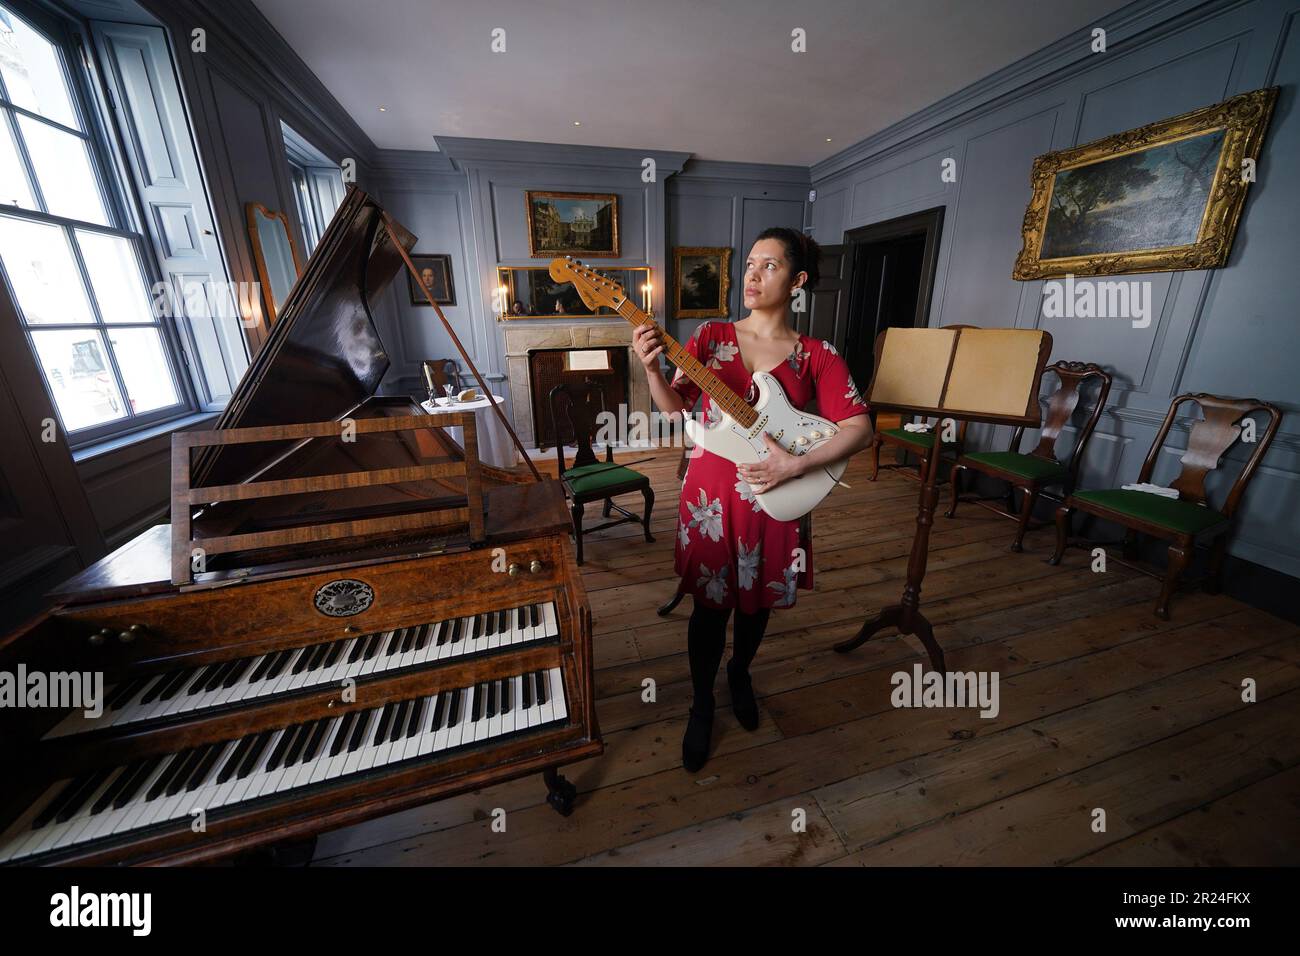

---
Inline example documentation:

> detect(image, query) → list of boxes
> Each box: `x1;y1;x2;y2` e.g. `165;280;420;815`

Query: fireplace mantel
503;320;651;448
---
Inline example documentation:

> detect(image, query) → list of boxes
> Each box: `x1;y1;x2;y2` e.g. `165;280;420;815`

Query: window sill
71;411;220;464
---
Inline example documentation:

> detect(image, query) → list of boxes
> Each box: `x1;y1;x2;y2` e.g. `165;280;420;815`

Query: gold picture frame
673;246;732;319
245;202;305;324
525;190;619;258
1013;87;1277;279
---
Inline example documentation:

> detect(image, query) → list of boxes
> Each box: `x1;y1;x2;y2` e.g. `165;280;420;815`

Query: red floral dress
669;321;869;612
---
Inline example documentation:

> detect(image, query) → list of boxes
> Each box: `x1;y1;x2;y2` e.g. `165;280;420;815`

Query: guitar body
684;371;848;521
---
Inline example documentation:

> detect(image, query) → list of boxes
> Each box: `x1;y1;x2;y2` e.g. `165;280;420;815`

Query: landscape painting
1013;87;1278;278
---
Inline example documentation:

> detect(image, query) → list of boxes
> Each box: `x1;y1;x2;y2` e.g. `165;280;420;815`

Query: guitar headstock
548;256;628;313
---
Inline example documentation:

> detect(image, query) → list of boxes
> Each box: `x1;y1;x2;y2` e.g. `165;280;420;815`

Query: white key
110;758;177;836
550;667;568;721
499;677;516;736
487;680;504;740
0;779;72;862
41;770;125;855
542;602;559;638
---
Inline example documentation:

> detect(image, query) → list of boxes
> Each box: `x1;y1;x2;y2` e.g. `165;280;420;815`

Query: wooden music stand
835;327;1053;671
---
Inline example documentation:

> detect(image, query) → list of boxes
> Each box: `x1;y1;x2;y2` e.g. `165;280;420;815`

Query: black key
447;687;461;727
106;676;150;711
450;618;463;644
113;755;163;809
265;726;301;773
285;720;317;765
185;743;225;791
470;615;481;641
237;732;274;779
406;698;426;738
263;650;294;681
222;657;255;689
167;746;210;796
486;680;496;719
348;710;375;752
301;719;331;763
185;666;214;695
329;712;357;757
373;703;395;745
381;631;403;657
431;691;447;730
247;654;276;683
435;620;450;646
292;645;319;675
217;735;255;785
497;609;508;634
516;606;525;631
389;701;410;743
146;750;191;802
35;772;94;829
347;636;367;664
202;660;236;693
471;684;482;722
483;612;496;637
412;624;432;652
91;763;139;815
500;677;512;715
523;672;533;709
361;635;382;660
56;767;114;822
323;640;346;668
155;669;193;702
535;670;548;705
530;604;540;628
399;627;417;655
303;643;330;672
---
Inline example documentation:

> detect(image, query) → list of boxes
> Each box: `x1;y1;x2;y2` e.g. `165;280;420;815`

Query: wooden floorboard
310;447;1300;866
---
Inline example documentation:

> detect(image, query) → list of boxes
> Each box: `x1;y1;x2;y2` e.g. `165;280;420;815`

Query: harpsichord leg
543;766;577;816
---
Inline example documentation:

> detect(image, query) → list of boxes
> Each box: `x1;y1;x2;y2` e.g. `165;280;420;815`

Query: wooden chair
1049;392;1282;620
946;361;1112;552
868;324;978;483
421;358;461;395
549;382;654;565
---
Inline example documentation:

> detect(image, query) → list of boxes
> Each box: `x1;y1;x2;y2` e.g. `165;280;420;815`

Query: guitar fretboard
614;299;758;428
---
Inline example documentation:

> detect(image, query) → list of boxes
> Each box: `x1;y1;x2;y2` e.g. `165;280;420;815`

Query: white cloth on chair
903;422;933;433
1121;482;1180;499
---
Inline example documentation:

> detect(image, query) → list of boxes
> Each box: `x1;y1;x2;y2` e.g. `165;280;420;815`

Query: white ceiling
254;0;1133;166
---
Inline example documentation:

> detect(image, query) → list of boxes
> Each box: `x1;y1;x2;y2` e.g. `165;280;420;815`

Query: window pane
77;229;152;323
30;328;125;431
0;115;34;209
17;116;105;224
107;326;178;413
0;214;93;323
0;10;79;129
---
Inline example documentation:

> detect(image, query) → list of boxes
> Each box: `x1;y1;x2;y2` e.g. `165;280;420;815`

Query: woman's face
742;237;804;311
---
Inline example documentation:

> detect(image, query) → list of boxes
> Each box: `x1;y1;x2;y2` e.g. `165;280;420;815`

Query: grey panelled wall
809;0;1300;579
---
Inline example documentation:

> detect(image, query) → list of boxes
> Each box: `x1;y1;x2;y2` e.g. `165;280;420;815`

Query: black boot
681;704;714;772
727;658;759;731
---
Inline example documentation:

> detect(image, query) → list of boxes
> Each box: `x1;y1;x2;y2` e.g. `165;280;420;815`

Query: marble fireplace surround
502;320;651;448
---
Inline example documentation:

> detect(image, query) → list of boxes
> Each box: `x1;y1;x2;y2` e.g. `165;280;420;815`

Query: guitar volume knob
809;430;822;440
796;436;808;446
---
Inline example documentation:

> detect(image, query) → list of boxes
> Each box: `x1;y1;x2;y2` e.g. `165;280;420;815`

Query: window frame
0;0;200;449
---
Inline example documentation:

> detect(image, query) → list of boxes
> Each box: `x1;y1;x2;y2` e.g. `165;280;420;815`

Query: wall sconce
497;283;508;321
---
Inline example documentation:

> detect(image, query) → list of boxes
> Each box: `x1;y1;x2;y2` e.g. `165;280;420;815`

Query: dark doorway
842;207;945;391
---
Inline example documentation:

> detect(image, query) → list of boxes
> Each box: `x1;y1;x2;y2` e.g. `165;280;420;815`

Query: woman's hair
755;226;822;293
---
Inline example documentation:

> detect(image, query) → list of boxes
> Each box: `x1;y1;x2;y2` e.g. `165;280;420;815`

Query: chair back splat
1141;393;1283;513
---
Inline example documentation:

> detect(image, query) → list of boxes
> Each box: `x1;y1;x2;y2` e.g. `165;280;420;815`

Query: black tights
686;602;771;712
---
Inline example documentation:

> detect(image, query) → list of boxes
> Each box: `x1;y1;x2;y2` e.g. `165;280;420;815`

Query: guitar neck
613;299;758;428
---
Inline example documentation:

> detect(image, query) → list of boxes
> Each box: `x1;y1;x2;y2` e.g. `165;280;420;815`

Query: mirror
496;266;651;319
246;202;304;324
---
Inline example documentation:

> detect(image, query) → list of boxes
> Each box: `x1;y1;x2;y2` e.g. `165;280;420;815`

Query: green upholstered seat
964;451;1066;481
563;462;645;495
882;426;934;448
1073;489;1227;535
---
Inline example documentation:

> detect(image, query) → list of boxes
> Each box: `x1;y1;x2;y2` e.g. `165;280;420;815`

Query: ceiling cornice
434;136;692;176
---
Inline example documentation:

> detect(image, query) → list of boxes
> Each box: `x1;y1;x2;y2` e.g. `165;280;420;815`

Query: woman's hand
738;434;805;493
632;322;665;372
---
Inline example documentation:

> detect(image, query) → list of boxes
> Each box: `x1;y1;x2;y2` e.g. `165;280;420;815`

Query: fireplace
528;347;629;450
502;321;651;449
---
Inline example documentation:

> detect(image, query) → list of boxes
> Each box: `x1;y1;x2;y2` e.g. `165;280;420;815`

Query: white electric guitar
549;257;852;521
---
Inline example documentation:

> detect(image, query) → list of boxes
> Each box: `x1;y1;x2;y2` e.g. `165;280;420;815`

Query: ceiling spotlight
825;137;832;142
379;106;387;112
573;120;581;126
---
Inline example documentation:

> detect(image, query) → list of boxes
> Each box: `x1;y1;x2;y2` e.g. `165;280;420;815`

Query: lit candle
498;284;508;318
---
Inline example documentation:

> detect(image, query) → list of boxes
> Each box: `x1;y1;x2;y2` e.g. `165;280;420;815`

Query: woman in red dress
633;228;873;771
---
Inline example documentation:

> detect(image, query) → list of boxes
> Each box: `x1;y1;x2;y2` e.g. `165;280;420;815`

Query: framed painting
673;246;731;319
1013;87;1277;279
407;253;456;306
525;190;619;258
